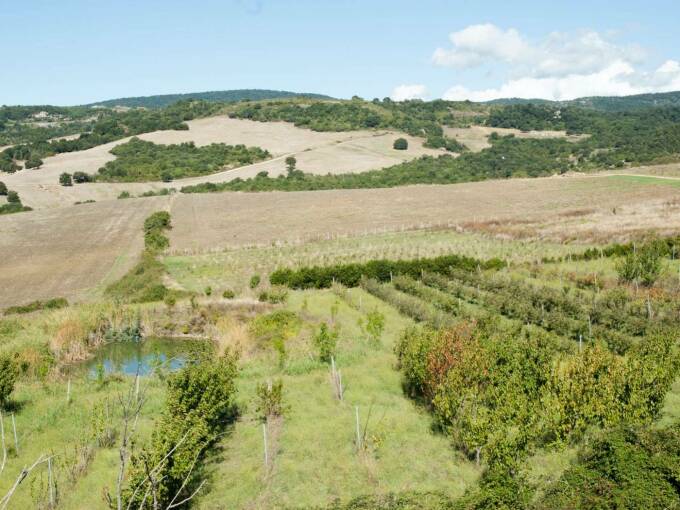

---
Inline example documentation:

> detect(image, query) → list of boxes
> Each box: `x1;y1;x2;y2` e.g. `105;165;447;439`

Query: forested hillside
87;89;333;108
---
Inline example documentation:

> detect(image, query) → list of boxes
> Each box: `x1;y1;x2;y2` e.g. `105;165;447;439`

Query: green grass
605;174;680;188
196;290;480;508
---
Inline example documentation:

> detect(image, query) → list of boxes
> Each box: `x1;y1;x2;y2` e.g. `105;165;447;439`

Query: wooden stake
48;456;54;506
10;415;17;455
66;379;71;404
262;423;268;469
355;406;361;450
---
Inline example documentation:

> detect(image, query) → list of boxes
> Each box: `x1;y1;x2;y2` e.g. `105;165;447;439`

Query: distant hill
86;89;334;109
486;90;680;112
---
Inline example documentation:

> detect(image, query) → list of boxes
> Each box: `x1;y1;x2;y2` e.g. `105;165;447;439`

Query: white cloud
435;24;680;101
432;24;529;67
391;84;428;101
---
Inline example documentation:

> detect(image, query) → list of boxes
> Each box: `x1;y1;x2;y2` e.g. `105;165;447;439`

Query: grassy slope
197;289;480;508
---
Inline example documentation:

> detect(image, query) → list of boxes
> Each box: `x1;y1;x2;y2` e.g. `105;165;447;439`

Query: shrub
117;191;131;199
258;286;288;304
313;323;339;363
59;172;73;186
0;354;17;406
249;274;261;289
365;309;385;344
617;242;664;287
393;137;408;150
24;156;43;169
222;289;235;299
123;354;239;508
4;297;68;315
255;379;286;421
204;286;212;296
6;191;20;203
0;182;6;195
72;171;92;183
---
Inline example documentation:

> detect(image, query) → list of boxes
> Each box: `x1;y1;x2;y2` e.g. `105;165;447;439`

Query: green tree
0;354;17;406
313;323;339;363
365;309;385;344
24;156;43;169
285;156;297;175
393;137;408;150
617;242;664;287
59;172;73;186
6;191;19;203
72;171;91;183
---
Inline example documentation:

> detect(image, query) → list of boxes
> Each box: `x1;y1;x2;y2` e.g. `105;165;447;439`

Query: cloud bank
391;84;428;101
431;24;680;101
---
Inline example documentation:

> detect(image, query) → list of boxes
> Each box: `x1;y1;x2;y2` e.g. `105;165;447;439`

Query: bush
123;354;239;508
4;297;68;315
72;171;92;183
6;191;20;203
204;286;212;296
222;289;235;299
258;286;288;304
0;182;6;195
393;137;408;150
255;379;286;421
0;355;17;406
24;156;43;169
313;323;339;363
617;242;664;286
59;172;73;186
117;191;131;199
249;274;261;289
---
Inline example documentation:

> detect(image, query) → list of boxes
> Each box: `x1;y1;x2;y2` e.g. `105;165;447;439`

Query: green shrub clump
393;137;408;150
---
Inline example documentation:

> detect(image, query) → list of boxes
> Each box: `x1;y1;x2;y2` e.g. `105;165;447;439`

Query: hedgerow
269;254;504;289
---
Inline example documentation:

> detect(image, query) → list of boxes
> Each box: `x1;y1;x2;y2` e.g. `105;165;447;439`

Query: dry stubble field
2;171;680;309
2;116;441;209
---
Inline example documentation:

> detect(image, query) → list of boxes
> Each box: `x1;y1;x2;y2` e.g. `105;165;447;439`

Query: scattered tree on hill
72;171;91;183
0;182;6;195
59;172;73;186
393;138;408;150
285;156;297;175
24;156;43;169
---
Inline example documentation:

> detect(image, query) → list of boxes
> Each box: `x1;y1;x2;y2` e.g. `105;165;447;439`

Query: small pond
78;337;208;377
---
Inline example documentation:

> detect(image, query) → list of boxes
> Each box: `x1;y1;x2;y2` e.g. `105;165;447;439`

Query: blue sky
2;0;680;105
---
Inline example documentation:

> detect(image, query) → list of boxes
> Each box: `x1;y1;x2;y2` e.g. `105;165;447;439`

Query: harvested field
3;116;441;209
0;196;166;309
167;174;680;252
2;172;680;309
444;125;588;152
